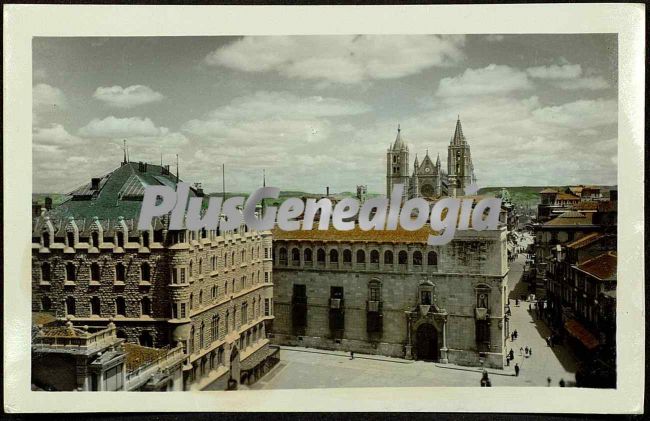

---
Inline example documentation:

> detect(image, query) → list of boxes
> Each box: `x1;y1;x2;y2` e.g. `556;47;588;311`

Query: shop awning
564;319;600;350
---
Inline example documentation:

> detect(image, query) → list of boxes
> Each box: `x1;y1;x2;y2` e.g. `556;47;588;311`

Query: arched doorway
415;323;439;361
227;347;240;390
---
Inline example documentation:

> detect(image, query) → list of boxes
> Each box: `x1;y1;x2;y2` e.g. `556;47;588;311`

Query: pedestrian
350;351;354;360
510;332;514;341
509;349;514;360
519;347;523;356
506;356;510;366
559;378;565;387
480;370;490;387
547;377;552;387
529;347;532;357
514;363;520;377
514;330;518;339
525;346;529;356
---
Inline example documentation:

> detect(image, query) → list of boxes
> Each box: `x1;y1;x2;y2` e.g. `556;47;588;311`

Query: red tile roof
575;251;617;281
272;225;439;244
564;319;600;350
566;233;606;249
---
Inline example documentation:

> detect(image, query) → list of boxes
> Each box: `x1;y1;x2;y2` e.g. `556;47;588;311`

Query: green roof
47;161;193;221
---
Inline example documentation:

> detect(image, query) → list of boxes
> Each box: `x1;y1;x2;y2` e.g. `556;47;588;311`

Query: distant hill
478;185;617;208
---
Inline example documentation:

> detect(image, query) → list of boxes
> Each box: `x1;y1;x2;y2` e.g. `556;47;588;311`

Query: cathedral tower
386;125;410;201
447;117;475;196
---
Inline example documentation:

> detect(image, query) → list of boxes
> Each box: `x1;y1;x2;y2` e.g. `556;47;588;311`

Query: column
439;315;449;364
404;312;413;360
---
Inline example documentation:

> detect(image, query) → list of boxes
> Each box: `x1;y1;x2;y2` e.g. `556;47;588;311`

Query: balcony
329;298;343;309
367;300;382;313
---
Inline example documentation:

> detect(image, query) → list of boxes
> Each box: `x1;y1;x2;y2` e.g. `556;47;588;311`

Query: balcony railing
124;345;185;390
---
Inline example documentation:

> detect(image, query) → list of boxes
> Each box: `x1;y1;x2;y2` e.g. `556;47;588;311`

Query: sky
32;34;618;194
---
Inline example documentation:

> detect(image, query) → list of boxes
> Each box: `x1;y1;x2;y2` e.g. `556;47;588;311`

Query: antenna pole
176;154;179;182
222;164;225;199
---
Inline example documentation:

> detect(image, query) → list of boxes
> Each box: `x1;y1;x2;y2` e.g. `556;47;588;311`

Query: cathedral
386;117;476;199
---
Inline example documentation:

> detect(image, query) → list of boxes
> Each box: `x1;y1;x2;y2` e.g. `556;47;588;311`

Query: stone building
32;319;185;391
269;225;509;368
31;159;278;390
386;118;476;200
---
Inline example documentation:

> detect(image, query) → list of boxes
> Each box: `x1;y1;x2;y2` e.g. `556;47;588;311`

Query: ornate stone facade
269;226;509;368
31;161;277;390
386;118;476;199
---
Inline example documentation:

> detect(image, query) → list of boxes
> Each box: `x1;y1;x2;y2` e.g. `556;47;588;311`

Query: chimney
326;186;330;196
44;197;53;210
138;162;144;172
91;178;100;190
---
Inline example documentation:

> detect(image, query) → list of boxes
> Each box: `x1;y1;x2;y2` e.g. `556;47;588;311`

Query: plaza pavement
252;233;578;389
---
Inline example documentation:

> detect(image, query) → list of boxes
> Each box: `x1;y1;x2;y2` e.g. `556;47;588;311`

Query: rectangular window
264;272;270;283
172;304;178;319
264;298;270;316
180;268;186;283
180;303;186;319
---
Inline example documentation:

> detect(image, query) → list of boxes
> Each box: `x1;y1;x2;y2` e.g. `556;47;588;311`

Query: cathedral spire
392;123;407;150
452;116;465;144
436;153;441;168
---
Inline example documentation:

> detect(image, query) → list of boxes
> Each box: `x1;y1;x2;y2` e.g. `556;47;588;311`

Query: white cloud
526;64;582;79
436;64;532;97
206;91;371;120
532;99;617;129
93;85;164;108
33;84;66;111
554;76;610;90
33;124;83;146
205;35;465;84
79;116;169;138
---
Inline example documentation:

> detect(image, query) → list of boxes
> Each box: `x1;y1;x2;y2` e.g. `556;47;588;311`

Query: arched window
139;331;153;347
398;250;408;264
115;297;126;316
231;251;235;266
41;262;51;282
279;247;287;263
330;249;339;263
198;259;202;275
413;251;423;266
224;253;228;267
189;326;195;354
65;262;76;282
356;249;366;263
427;251;438;266
212;315;219;341
65;296;76;316
116;231;125;248
90;296;101;315
141;297;151;316
91;231;99;247
189;293;194;310
115;263;125;283
384;250;394;264
317;248;326;262
343;249;352;263
199;290;203;306
291;248;300;263
90;263;100;282
42;231;50;248
304;248;313;262
199;322;205;349
41;296;52;311
67;231;75;247
189;260;193;277
368;280;381;302
370;250;380;263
